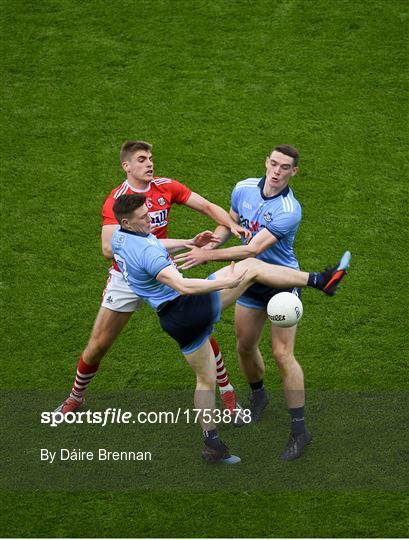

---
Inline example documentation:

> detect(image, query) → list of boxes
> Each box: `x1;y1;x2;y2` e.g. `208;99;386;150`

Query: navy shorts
237;283;302;311
158;290;221;355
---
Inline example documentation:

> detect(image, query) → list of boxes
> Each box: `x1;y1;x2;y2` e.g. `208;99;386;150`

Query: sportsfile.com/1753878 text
40;407;251;427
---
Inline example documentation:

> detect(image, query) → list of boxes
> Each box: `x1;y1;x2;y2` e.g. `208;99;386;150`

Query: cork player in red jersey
55;141;250;420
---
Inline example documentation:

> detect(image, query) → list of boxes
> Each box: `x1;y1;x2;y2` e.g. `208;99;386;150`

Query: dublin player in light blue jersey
112;193;350;463
176;145;351;461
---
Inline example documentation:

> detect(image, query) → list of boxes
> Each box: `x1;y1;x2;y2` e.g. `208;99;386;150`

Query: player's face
123;204;152;234
265;151;298;193
122;151;153;184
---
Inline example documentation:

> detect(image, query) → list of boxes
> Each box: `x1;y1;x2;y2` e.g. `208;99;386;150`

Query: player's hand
222;261;248;289
230;223;251;243
187;230;221;248
174;246;210;270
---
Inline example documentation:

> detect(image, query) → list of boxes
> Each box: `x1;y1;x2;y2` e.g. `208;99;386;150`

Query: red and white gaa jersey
102;176;192;238
102;176;192;271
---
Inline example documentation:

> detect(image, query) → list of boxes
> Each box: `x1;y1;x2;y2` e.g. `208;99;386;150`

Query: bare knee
198;361;217;385
273;346;300;375
239;258;260;282
273;337;291;361
195;355;216;390
196;371;216;392
236;336;259;358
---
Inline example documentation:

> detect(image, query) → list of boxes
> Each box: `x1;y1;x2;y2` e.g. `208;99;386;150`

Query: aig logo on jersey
263;211;273;222
157;197;166;206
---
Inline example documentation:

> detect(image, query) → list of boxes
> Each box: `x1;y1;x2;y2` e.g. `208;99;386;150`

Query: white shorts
101;270;144;313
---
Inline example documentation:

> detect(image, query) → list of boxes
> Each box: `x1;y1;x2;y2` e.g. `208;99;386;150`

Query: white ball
267;292;303;328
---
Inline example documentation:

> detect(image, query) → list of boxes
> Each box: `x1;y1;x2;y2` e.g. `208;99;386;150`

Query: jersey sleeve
231;185;240;213
168;180;192;205
266;208;301;240
102;196;119;226
141;245;173;278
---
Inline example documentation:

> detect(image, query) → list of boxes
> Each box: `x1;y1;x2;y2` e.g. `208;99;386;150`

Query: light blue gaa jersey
231;177;301;269
111;229;180;311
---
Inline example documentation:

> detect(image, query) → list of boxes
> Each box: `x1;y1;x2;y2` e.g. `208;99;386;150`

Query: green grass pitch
1;0;408;537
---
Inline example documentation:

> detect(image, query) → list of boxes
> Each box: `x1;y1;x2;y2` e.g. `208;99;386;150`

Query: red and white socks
209;336;234;395
69;356;100;401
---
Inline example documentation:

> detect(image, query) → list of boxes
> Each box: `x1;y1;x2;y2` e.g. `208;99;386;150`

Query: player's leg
184;339;217;432
82;307;133;365
215;250;351;310
210;337;230;393
83;270;141;366
216;258;308;311
55;271;142;414
235;304;267;383
270;324;312;460
271;325;303;408
209;336;244;424
55;307;133;413
184;340;240;463
210;337;233;396
235;304;270;421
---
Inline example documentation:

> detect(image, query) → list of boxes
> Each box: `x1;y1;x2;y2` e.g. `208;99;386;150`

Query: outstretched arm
185;192;251;242
156;262;247;295
160;231;221;254
201;208;240;250
174;227;278;270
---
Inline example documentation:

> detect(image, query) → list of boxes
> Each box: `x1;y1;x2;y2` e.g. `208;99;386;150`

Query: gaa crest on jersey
157;197;166;206
263;211;273;222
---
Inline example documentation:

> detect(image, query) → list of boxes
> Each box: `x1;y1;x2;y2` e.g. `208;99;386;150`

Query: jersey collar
119;228;150;238
124;180;152;193
258;177;290;200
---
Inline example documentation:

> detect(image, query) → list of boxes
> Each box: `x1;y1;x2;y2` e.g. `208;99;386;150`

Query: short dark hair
272;144;300;166
120;140;152;163
113;194;146;223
